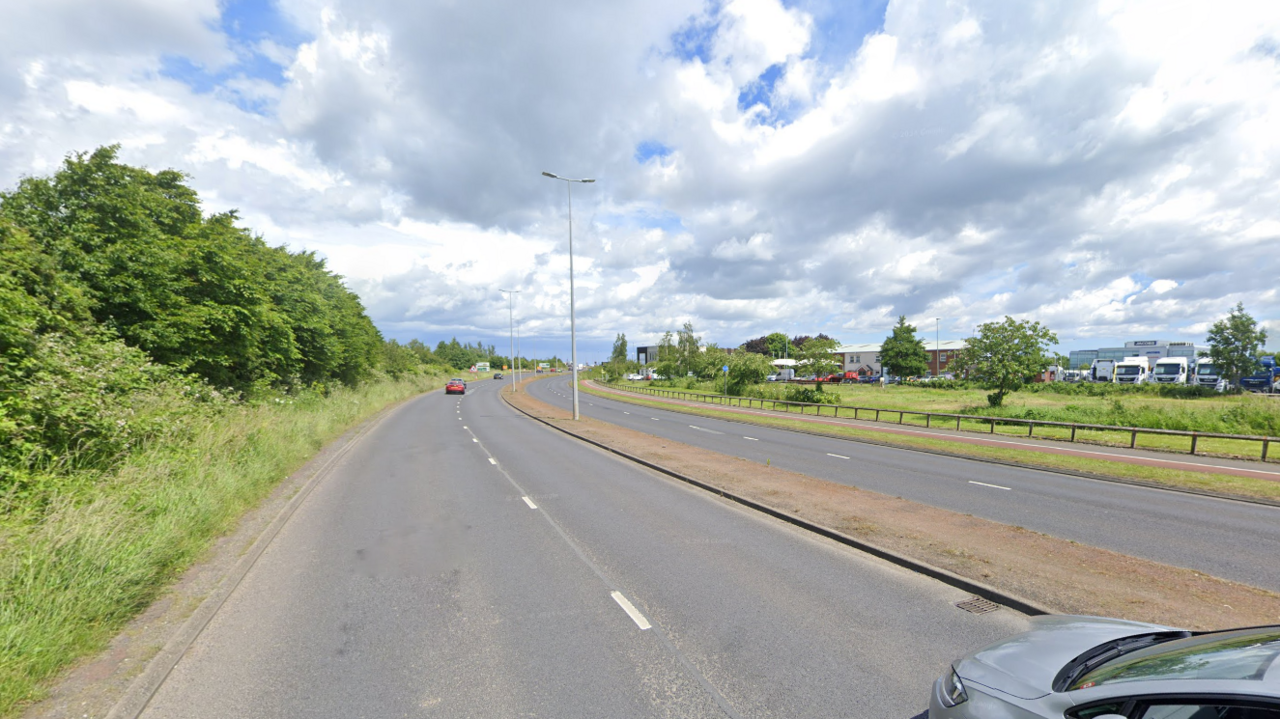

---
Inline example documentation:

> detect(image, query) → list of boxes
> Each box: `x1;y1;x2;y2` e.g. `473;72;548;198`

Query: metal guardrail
603;383;1278;462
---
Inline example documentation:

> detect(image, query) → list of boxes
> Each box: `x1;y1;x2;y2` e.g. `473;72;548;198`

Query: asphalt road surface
530;376;1280;593
135;378;1026;719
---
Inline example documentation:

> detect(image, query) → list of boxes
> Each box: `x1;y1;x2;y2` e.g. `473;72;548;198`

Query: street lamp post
500;289;519;394
934;317;940;378
542;171;595;420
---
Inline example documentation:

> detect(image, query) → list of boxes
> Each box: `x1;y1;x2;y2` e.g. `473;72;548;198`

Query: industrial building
1067;340;1205;370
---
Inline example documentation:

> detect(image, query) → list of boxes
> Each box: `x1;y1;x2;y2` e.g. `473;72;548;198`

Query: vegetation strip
0;375;446;718
507;378;1280;630
103;404;397;719
503;386;1053;617
583;382;1280;507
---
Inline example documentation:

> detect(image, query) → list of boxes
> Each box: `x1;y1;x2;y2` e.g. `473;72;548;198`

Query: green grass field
0;372;447;717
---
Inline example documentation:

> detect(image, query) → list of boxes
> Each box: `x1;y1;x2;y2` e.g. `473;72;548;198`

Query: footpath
585;382;1280;488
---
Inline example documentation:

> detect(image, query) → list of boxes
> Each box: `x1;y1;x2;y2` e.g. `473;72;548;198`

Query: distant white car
766;374;778;382
626;373;642;381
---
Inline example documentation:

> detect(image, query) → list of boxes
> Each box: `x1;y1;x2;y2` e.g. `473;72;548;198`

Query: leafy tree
765;332;791;358
698;344;730;381
739;335;770;354
676;321;702;377
953;316;1059;407
653;331;678;379
879;316;930;379
1206;302;1269;387
726;350;774;393
793;335;841;386
610;333;628;364
0;146;383;393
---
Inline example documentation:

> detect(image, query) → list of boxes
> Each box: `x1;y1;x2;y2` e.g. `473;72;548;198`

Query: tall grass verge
0;371;445;716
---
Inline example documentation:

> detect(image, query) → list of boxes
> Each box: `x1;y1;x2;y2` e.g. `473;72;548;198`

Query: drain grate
955;597;1001;614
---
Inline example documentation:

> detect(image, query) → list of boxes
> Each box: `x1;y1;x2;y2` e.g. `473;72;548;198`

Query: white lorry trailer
1151;356;1190;384
1113;356;1150;384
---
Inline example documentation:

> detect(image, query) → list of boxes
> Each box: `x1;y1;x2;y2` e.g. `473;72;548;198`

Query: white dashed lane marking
744;437;758;441
969;480;1011;491
826;453;850;460
610;591;652;630
522;496;538;509
489;458;497;465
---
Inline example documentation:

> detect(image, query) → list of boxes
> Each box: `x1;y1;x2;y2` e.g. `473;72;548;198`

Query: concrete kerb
585;382;1280;511
502;387;1054;619
103;396;415;719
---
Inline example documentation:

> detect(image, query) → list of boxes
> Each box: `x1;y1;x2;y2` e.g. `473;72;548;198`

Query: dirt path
507;380;1280;630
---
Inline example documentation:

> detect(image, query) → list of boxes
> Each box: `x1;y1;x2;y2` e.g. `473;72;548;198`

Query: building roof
833;340;967;353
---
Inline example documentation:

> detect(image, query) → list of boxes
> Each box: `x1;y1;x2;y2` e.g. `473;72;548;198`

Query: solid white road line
969;480;1011;491
522;496;538;509
610;591;652;630
827;453;850;459
744;436;758;441
489;458;498;465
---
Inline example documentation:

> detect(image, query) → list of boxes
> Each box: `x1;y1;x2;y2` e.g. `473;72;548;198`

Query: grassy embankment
586;381;1280;503
610;379;1280;459
0;372;446;717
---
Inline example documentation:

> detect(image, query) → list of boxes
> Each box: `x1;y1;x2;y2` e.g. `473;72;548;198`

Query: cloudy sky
2;0;1278;359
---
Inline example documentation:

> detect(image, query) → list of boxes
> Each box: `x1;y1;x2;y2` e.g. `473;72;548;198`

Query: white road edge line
522;496;538;509
969;480;1012;491
827;453;850;459
610;591;652;630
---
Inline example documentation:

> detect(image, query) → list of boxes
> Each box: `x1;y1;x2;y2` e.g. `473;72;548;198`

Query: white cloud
0;0;1277;354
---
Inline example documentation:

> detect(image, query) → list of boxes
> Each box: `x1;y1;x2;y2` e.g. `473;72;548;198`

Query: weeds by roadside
0;372;445;717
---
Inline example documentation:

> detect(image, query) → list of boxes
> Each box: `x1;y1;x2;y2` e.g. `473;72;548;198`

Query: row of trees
0;147;467;492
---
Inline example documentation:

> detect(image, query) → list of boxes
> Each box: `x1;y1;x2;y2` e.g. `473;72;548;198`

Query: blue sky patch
634;141;673;163
601;208;686;234
160;0;309;114
737;63;783;113
669;5;720;63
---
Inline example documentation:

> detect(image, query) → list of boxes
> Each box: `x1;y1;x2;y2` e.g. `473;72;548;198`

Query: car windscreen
1071;627;1280;690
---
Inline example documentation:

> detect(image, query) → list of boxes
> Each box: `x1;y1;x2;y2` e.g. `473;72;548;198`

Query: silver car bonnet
957;615;1175;701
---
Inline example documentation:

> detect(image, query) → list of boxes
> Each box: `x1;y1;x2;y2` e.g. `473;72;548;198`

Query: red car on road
445;378;466;395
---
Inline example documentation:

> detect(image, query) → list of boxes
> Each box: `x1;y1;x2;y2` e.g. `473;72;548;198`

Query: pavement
126;378;1027;719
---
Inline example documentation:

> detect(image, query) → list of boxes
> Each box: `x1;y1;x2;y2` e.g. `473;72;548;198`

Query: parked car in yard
930;615;1280;718
445;378;466;395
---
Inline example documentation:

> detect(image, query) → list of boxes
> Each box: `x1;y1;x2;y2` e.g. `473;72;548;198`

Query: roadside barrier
602;383;1278;462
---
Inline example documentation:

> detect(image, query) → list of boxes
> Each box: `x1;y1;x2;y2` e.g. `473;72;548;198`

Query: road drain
955;597;1001;614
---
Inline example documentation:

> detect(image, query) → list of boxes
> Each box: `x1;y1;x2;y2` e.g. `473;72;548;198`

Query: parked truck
1239;355;1279;393
1089;358;1117;383
1194;357;1224;389
1113;356;1150;385
1150;356;1190;384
